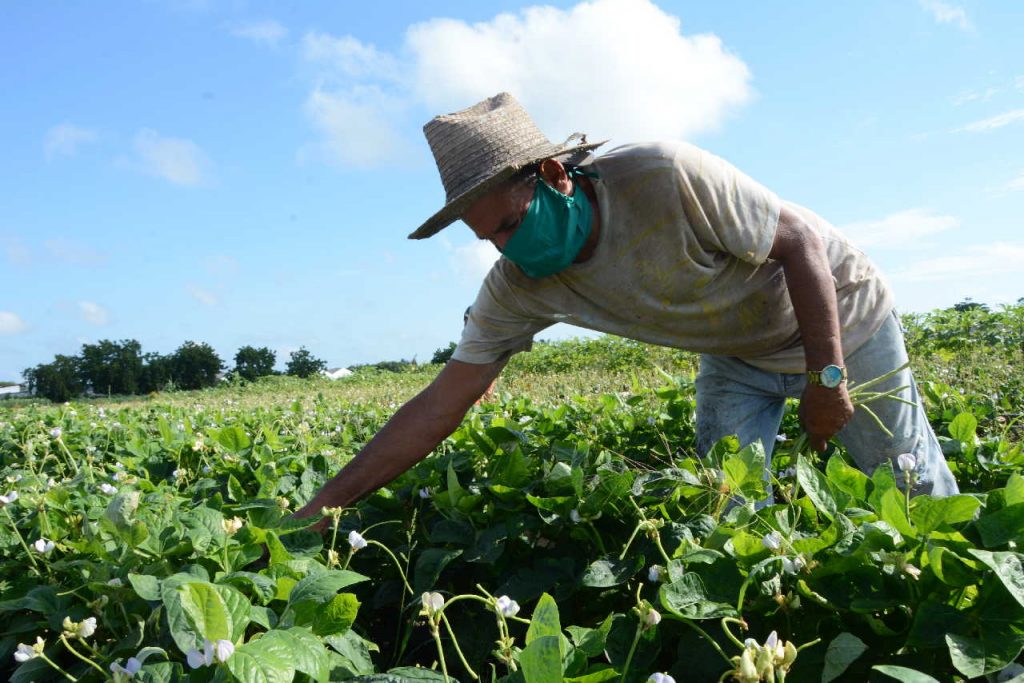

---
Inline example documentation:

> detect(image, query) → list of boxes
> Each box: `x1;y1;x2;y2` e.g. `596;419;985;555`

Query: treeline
22;340;328;402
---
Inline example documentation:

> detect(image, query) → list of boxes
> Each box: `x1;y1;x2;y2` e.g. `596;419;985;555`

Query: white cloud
301;0;752;166
0;312;28;336
839;209;959;249
893;243;1024;282
44;238;108;266
188;285;218;306
1005;173;1024;192
918;0;972;31
303;86;405;167
448;240;501;282
133;129;210;186
405;0;751;142
230;20;288;46
955;108;1024;133
77;301;110;325
45;123;98;159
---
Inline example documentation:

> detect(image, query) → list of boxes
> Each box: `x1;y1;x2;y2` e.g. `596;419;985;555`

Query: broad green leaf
105;490;141;530
312;592;360;637
797;454;839;520
871;665;940;682
868;463;915;538
446;460;465;506
216;582;252;643
948;412;977;444
259;628;330;683
580;556;643;588
946;632;1022;678
527;593;563;649
413;548;463;594
1004;474;1024;506
160;573;207;654
324;630;377;676
221;571;277;605
564;669;619;683
178;582;231;642
968;550;1024;608
265;531;293;565
521;635;564;683
285;570;370;625
821;632;867;683
658;574;736;620
566;615;614;658
129;573;161;601
826;455;869;502
216;425;251;453
226;637;294;683
722;442;766;500
910;495;980;535
927;546;978;587
975;503;1024;547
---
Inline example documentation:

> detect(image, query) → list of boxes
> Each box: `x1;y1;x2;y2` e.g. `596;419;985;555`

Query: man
296;92;957;524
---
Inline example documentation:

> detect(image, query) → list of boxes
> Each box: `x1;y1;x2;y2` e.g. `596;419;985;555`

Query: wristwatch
807;364;847;389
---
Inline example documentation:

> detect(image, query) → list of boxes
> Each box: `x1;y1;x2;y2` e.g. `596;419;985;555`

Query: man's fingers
809;434;828;452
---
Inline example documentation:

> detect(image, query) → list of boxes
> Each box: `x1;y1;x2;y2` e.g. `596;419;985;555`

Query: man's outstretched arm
768;204;854;451
293;357;507;523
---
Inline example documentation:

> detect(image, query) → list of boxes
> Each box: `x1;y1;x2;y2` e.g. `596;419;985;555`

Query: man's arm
768;205;854;451
293;357;507;523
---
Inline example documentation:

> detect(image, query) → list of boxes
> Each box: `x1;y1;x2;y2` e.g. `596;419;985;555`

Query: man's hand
798;383;854;452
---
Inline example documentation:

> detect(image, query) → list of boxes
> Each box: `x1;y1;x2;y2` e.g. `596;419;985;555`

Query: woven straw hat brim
408;139;605;240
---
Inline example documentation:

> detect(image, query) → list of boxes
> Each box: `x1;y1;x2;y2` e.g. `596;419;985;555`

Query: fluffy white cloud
918;0;972;30
405;0;751;142
893;243;1024;282
839;209;959;249
303;86;405;167
188;285;218;306
0;312;28;335
302;0;752;166
133;129;210;186
44;238;108;267
230;20;288;46
45;123;98;159
1005;172;1024;192
77;301;110;325
956;109;1024;133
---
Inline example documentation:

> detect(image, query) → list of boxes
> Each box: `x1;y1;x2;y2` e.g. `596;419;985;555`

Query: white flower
14;637;44;662
775;434;787;443
33;538;55;555
222;517;244;536
418;487;431;499
186;645;210;669
0;490;17;507
214;639;234;662
79;617;97;639
47;478;57;489
172;469;185;479
108;578;123;587
193;439;205;451
100;483;118;495
764;631;779;650
421;591;445;617
761;531;783;552
570;509;582;523
648;565;663;582
648;674;676;683
112;471;124;481
644;608;662;627
110;656;143;681
495;595;520;617
897;452;917;474
50;427;62;439
348;530;367;550
781;556;806;575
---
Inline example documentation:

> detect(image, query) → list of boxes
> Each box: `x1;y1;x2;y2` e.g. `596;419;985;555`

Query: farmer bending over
296;92;957;524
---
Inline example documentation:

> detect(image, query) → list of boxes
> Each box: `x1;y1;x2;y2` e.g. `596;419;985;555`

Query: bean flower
50;427;62;439
421;592;445;618
647;565;663;582
222;517;244;536
761;531;783;552
33;538;55;555
494;595;520;617
648;674;675;683
0;490;17;507
348;530;367;551
110;657;142;682
14;637;45;662
897;452;917;474
100;483;118;495
187;639;234;668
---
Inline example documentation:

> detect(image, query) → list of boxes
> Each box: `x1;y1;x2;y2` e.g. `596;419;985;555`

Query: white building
322;367;353;380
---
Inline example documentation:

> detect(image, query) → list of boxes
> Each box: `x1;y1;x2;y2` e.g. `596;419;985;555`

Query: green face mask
501;171;594;279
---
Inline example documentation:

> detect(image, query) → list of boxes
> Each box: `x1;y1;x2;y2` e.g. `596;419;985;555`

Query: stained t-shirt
452;141;893;374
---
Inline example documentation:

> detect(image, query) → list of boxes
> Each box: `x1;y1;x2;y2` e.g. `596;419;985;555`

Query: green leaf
871;665;940;682
967;550;1024;608
521;635;564;683
658;574;736;620
227;474;246;502
265;531;293;564
868;463;915;538
910;495;980;535
311;592;360;636
160;573;206;654
129;573;161;601
178;582;231;642
945;632;1023;678
412;548;463;594
566;615;613;658
797;454;840;520
826;455;869;502
927;546;978;587
216;425;251;453
526;593;563;649
564;668;619;683
226;636;295;683
105;490;141;530
260;628;330;683
324;630;377;676
722;441;766;500
821;632;867;683
580;556;643;588
285;570;369;626
948;412;978;444
975;503;1024;547
446;460;466;506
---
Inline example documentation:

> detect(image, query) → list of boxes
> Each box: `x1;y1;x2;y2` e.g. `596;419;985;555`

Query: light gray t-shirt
453;141;892;374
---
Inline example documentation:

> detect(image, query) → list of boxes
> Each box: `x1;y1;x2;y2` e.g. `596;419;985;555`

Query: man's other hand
799;384;854;452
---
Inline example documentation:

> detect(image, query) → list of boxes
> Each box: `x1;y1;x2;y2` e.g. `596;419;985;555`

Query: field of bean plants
2;304;1024;683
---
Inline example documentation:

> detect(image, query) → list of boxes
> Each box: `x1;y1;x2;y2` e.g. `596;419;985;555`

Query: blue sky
2;0;1022;381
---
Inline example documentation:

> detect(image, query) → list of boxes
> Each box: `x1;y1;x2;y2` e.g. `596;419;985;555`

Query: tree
78;339;144;396
233;346;276;381
168;341;224;390
23;355;83;402
139;352;173;393
431;341;457;365
286;347;326;378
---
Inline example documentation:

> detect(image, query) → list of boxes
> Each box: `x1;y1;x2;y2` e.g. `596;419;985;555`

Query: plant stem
369;540;414;595
38;651;78;681
440;611;478;680
619;622;643;683
429;624;451;683
59;635;106;677
3;507;41;572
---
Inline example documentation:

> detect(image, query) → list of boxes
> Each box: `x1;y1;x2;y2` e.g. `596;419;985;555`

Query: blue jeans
695;311;959;497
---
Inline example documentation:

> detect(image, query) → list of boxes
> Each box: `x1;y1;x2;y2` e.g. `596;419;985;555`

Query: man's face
462;178;536;252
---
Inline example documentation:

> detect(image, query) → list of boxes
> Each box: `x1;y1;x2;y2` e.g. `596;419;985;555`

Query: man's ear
538;158;571;193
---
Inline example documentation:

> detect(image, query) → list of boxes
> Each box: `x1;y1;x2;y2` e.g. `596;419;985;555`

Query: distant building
0;383;28;398
323;367;353;380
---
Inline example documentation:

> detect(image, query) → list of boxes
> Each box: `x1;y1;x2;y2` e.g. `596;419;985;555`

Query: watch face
821;365;845;388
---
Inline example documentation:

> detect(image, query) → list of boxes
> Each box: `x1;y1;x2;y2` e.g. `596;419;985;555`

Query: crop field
2;308;1024;683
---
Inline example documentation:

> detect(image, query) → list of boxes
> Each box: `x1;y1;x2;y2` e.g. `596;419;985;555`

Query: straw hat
409;92;605;239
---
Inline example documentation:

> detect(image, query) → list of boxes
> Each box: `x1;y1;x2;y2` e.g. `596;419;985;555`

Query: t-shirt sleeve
451;262;552;364
671;142;782;266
